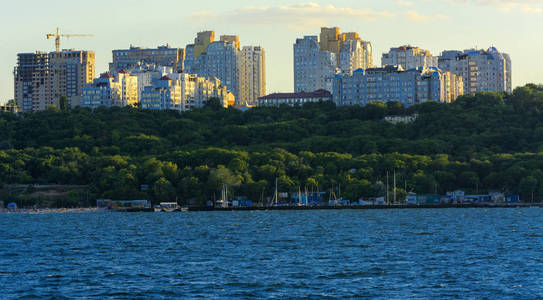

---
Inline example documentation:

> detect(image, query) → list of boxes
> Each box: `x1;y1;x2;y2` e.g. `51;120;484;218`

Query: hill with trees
2;84;543;206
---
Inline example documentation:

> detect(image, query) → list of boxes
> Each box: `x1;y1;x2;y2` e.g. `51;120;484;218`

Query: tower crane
46;27;93;53
45;27;93;108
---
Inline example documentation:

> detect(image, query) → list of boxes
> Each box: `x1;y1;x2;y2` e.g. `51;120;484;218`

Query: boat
154;202;180;212
216;184;230;208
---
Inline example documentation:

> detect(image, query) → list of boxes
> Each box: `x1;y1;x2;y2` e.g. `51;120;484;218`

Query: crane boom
46;27;93;52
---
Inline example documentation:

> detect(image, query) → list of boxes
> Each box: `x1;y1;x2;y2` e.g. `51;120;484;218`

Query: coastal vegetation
2;84;543;206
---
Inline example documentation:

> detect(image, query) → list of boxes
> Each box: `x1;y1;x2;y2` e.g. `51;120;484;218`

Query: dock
187;202;543;212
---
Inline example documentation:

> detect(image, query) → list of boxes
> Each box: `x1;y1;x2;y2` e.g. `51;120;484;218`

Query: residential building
14;52;51;112
14;50;95;111
126;65;172;101
141;73;234;111
240;46;266;105
184;31;265;105
294;27;373;93
82;71;138;109
382;45;438;69
438;47;512;94
339;39;373;75
332;66;463;107
110;45;185;73
258;89;332;107
0;100;19;113
141;76;182;110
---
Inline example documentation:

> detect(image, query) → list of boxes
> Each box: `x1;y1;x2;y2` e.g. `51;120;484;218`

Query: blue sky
1;0;542;103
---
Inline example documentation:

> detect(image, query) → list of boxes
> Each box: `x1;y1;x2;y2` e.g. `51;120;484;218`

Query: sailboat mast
386;171;390;205
393;170;397;204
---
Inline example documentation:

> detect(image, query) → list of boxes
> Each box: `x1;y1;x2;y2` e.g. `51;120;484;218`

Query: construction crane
46;27;93;109
46;27;93;53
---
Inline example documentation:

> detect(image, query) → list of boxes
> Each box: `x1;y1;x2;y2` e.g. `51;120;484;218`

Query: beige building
382;46;438;70
294;27;373;93
110;45;185;73
14;50;95;111
240;46;266;106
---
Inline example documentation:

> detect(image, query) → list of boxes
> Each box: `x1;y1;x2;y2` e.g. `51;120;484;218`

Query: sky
1;0;543;103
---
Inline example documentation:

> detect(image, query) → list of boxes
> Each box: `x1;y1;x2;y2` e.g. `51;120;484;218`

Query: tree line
1;84;543;206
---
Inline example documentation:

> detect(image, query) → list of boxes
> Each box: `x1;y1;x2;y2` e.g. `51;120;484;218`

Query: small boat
154;202;180;212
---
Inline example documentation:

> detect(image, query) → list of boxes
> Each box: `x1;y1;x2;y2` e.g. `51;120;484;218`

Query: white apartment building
185;32;265;105
126;65;172;101
294;28;374;93
140;73;234;111
81;71;138;109
339;39;373;75
382;45;438;70
293;36;337;93
438;47;512;94
333;66;463;107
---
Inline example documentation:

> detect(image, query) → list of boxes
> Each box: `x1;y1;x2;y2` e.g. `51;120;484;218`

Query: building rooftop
259;89;331;100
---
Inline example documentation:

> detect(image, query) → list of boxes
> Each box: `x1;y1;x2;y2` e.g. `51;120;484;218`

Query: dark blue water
1;209;543;299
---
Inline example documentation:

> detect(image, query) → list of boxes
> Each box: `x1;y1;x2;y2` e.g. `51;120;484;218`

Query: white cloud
445;0;543;12
396;0;414;6
405;10;448;22
188;3;396;30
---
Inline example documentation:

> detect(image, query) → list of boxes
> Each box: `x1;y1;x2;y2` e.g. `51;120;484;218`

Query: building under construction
14;49;95;112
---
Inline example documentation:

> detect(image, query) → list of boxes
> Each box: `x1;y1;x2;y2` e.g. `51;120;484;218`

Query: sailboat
216;184;229;208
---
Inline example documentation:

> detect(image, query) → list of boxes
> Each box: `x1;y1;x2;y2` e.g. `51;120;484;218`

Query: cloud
405;10;448;22
445;0;543;12
188;3;396;30
396;0;414;6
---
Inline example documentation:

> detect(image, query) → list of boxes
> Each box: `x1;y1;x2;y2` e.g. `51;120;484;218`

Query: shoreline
1;203;542;214
188;202;543;212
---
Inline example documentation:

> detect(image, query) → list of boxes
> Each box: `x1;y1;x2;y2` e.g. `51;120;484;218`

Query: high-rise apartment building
110;45;185;73
294;27;373;93
184;31;265;105
438;47;512;94
14;50;95;111
81;71;138;109
240;46;266;105
14;52;51;112
382;46;438;70
332;66;463;107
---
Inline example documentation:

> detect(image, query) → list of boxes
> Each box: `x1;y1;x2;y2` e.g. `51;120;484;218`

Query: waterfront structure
294;27;373;93
240;46;266;105
110;45;185;73
258;89;332;107
382;46;438;70
332;66;463;106
141;73;234;111
81;71;138;109
14;50;95;111
185;31;265;105
438;47;512;94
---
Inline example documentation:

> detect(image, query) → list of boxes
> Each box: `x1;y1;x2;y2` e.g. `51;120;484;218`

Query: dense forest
2;84;543;206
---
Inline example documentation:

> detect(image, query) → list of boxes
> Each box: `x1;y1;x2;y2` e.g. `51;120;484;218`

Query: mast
386;171;390;205
275;178;278;206
393;170;397;204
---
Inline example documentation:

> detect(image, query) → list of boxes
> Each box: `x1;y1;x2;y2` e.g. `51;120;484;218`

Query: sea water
1;208;542;299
